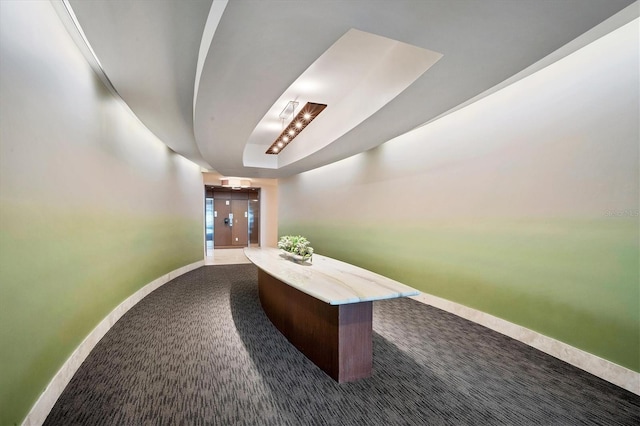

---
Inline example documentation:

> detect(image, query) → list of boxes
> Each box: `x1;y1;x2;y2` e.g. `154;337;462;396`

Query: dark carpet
45;265;639;425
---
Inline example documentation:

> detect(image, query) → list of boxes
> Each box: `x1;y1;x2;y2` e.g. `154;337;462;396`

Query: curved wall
0;2;204;424
279;19;639;375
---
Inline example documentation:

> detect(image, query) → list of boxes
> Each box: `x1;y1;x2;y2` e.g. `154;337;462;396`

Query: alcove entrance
205;186;260;255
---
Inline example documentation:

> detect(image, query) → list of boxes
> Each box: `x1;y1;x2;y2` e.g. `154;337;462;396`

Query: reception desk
244;247;419;382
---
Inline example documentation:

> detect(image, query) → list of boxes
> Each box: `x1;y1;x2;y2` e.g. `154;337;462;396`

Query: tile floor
204;248;253;266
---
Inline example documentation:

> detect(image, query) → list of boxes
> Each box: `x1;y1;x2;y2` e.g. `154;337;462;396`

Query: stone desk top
244;247;419;305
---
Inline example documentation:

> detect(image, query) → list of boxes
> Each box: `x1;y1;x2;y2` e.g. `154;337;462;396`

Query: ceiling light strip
266;102;327;155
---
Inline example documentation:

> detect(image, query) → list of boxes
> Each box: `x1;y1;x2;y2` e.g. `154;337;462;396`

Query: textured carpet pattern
45;265;639;425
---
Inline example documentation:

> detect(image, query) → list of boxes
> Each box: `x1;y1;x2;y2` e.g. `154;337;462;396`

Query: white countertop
244;247;419;305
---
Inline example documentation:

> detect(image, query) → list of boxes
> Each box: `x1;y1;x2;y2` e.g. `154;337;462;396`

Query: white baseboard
411;293;640;395
22;260;205;426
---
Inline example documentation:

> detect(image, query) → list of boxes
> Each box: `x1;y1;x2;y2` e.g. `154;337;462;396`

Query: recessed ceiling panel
243;29;442;170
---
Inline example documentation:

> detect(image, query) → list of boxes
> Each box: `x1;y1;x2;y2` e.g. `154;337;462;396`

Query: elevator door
213;197;248;247
208;187;259;248
231;200;248;246
213;199;232;247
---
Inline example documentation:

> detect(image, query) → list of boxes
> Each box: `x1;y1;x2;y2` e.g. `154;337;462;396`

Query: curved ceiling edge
191;0;633;179
66;0;214;170
193;0;228;127
242;29;442;171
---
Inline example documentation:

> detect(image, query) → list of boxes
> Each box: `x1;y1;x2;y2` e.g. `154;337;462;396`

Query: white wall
0;1;204;423
279;19;639;374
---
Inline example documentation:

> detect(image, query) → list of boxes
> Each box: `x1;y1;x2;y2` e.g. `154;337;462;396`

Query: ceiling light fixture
279;101;299;121
267;102;327;155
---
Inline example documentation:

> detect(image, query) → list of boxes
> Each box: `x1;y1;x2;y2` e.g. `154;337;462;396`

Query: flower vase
281;250;312;264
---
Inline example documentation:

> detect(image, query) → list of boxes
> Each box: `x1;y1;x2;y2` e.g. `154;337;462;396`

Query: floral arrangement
278;235;314;260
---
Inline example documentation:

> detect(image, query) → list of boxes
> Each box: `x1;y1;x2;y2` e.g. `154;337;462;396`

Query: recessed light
266;102;327;155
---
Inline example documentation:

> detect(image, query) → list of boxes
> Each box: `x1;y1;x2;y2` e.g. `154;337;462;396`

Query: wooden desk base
258;269;373;382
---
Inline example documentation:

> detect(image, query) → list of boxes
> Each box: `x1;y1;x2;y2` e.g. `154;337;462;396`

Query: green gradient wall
0;2;203;424
280;21;639;372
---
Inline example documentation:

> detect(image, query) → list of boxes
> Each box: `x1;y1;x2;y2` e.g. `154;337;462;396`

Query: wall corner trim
411;293;640;396
21;260;205;426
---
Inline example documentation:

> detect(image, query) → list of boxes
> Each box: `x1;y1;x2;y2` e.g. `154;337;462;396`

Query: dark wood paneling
213;199;231;247
258;269;372;382
231;192;249;200
337;301;373;382
212;190;231;199
208;186;260;247
249;199;260;244
231;200;248;246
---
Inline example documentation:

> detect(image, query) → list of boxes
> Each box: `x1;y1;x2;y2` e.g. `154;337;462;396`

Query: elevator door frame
205;186;260;251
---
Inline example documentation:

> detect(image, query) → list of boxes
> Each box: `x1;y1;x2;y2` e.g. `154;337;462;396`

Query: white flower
278;235;313;259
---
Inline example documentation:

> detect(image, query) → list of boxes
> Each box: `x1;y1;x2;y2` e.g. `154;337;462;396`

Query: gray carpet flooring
45;265;639;425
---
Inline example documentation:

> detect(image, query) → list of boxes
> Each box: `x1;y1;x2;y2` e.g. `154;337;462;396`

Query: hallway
44;265;639;425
